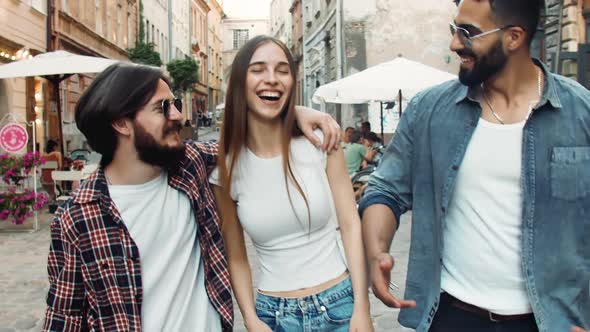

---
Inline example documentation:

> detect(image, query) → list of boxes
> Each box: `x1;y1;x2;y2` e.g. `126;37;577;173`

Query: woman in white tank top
211;35;373;332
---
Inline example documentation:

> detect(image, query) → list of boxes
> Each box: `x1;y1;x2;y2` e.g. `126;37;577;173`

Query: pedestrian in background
211;35;373;332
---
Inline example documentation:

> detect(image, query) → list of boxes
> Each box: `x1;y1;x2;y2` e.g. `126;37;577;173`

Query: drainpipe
46;0;54;52
335;0;343;79
168;0;173;62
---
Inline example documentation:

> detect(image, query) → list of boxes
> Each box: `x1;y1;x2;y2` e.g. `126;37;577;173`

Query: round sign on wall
0;124;28;153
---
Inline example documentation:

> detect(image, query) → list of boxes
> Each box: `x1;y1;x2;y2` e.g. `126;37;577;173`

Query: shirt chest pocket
550;146;590;200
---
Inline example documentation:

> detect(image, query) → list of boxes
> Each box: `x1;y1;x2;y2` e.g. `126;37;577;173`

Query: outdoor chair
51;170;83;206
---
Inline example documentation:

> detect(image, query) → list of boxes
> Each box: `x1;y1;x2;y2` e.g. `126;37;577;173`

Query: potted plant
0;152;48;225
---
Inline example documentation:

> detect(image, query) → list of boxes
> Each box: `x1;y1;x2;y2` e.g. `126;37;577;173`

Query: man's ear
505;26;527;52
112;118;132;137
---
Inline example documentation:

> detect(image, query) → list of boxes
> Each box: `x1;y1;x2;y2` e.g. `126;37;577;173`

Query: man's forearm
362;204;398;261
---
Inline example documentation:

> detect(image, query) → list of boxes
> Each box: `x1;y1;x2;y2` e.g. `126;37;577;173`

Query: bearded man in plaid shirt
43;63;340;332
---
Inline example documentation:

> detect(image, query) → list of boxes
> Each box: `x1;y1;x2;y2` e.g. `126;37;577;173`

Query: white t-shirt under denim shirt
210;130;347;292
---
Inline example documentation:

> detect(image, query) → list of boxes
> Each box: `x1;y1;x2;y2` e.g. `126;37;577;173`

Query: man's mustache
457;50;477;58
164;121;182;135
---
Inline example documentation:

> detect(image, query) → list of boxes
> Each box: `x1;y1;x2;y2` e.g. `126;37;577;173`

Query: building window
117;5;122;46
146;20;150;42
126;12;131;47
161;32;164;56
96;0;102;35
156;28;159;49
30;0;47;14
106;5;111;40
61;0;68;13
233;29;249;50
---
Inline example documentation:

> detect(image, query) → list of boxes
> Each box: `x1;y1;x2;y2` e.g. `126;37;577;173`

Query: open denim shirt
359;59;590;332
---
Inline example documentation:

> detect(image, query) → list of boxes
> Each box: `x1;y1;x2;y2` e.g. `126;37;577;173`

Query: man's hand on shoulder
294;105;341;151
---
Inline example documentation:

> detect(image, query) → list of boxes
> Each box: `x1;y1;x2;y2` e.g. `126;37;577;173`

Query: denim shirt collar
454;58;562;110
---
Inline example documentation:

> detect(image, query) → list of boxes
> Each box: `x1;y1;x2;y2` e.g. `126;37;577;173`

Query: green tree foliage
166;58;200;94
126;0;162;67
127;43;163;67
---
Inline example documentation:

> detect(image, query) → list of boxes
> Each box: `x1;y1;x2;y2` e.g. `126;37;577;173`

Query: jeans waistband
255;276;352;314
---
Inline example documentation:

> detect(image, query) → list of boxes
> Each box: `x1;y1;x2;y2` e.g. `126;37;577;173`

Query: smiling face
245;41;294;122
131;79;186;168
450;0;509;86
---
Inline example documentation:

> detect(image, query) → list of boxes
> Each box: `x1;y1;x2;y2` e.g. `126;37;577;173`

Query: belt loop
311;294;324;313
279;298;285;317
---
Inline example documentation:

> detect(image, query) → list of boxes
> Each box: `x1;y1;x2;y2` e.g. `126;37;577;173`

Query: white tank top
210;131;347;291
441;117;532;315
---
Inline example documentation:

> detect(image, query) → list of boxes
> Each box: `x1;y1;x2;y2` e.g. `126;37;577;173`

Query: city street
0;128;413;332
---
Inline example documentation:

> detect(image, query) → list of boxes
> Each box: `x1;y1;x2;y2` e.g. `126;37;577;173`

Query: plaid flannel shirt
43;141;233;332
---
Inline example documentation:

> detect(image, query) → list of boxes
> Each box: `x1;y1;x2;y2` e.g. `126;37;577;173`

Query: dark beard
458;38;508;87
133;120;185;169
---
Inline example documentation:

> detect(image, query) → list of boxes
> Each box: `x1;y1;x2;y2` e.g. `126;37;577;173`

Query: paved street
0;127;414;331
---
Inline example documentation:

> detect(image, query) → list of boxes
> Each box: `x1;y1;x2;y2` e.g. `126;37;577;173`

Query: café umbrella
0;50;124;154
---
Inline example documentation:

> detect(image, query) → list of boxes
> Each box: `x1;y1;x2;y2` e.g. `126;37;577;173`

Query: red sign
0;124;28;153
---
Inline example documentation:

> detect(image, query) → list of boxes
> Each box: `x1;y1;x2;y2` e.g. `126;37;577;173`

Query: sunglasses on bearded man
157;98;183;119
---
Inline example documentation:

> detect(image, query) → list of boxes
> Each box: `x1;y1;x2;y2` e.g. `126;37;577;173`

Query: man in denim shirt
360;1;590;331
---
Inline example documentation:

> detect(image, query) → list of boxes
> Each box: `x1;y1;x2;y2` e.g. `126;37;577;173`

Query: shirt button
320;306;326;312
275;311;280;316
452;165;459;171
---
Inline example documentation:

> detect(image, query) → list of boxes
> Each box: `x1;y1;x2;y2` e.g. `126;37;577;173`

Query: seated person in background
361;132;383;168
344;130;375;176
41;139;63;200
341;126;355;149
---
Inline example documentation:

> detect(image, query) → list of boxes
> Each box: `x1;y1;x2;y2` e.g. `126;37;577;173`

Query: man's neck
482;56;541;108
105;147;163;185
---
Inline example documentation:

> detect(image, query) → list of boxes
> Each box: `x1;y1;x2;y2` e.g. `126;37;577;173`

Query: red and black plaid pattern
44;141;233;332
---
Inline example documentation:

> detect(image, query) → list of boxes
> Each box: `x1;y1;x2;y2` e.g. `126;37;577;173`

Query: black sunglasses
160;98;183;119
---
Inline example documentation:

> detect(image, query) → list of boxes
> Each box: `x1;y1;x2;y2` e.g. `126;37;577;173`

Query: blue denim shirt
359;59;590;332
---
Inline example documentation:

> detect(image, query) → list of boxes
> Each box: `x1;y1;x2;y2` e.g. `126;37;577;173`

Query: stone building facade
290;0;304;106
220;17;269;95
207;0;224;112
191;0;210;118
303;0;458;128
48;0;138;151
0;0;47;152
543;0;590;88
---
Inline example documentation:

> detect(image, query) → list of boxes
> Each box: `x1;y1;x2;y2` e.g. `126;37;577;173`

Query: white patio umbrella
312;57;456;137
0;51;125;154
0;50;121;79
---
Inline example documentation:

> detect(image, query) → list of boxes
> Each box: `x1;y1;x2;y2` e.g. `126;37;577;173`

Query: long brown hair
218;35;310;229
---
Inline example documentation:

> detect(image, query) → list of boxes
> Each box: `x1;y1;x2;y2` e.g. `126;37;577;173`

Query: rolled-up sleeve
358;96;419;226
44;209;85;332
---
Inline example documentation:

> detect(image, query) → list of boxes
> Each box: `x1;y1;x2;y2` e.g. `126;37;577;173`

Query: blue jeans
255;277;354;332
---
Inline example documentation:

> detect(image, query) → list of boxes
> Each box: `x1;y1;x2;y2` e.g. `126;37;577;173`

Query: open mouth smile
257;90;282;102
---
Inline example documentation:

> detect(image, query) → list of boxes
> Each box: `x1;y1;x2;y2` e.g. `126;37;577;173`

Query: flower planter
0;152;48;232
